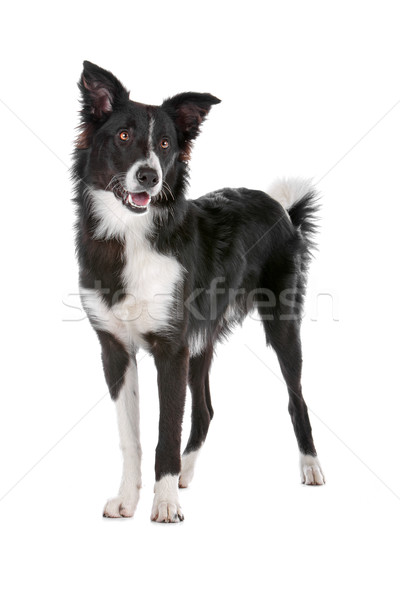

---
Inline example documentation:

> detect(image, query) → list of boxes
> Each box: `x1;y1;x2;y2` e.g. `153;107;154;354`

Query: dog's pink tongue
131;192;150;206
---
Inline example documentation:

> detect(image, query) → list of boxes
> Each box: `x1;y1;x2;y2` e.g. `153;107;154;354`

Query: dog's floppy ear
162;92;221;161
76;61;129;148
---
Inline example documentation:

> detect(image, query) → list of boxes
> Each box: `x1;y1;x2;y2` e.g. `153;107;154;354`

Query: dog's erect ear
79;61;129;120
162;92;221;161
77;61;129;148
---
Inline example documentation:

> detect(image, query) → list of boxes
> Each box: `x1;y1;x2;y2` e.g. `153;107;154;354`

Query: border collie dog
72;61;325;523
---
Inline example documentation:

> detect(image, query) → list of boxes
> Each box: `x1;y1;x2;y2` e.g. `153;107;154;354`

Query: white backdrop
1;1;399;598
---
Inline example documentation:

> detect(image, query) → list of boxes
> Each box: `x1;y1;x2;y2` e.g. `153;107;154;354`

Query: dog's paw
151;475;184;523
103;493;139;518
300;454;325;485
151;501;184;523
179;450;200;488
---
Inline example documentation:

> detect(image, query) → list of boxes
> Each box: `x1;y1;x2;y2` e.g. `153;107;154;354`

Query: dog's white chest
114;233;183;341
80;203;183;350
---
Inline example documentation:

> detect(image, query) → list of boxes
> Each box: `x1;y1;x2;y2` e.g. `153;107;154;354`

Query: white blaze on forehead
124;116;162;196
148;116;155;152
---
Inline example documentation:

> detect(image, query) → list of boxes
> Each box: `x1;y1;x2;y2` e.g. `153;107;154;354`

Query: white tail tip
267;177;315;210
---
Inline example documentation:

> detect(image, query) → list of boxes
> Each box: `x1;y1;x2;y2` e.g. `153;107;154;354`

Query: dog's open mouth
113;183;151;213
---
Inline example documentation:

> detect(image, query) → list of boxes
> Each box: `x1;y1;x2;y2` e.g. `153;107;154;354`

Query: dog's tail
267;176;320;268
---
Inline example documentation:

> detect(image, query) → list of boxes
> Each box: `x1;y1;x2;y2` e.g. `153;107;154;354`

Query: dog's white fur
124;151;163;197
179;448;201;488
267;176;315;210
103;360;142;517
300;453;325;485
151;474;184;523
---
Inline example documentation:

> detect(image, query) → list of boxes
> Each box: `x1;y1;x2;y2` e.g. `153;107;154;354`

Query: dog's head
76;61;220;215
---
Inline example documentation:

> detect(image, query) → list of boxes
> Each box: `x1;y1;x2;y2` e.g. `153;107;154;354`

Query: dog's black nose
136;167;159;188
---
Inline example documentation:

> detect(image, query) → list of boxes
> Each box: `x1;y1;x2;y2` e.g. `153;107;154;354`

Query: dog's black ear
162;92;221;161
77;61;129;148
79;61;129;120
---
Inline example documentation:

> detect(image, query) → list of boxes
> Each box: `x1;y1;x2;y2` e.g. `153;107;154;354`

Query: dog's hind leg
260;295;325;486
96;331;142;518
179;343;214;488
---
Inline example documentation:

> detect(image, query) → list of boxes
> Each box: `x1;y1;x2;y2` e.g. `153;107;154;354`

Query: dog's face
77;61;220;215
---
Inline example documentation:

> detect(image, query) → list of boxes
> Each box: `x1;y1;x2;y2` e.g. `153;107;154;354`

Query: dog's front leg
96;331;142;518
151;344;189;523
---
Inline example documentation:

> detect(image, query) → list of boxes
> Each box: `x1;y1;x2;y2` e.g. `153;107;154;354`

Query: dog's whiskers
163;181;176;202
106;173;127;191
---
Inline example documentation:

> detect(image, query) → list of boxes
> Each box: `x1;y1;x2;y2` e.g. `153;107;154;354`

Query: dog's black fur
72;61;323;522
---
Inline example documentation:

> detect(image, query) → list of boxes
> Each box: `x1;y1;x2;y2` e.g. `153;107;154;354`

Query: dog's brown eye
119;131;129;141
160;138;169;149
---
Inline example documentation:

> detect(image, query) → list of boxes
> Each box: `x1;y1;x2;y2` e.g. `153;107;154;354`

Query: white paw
179;449;200;488
151;500;184;523
151;474;184;523
300;454;325;485
103;491;139;518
